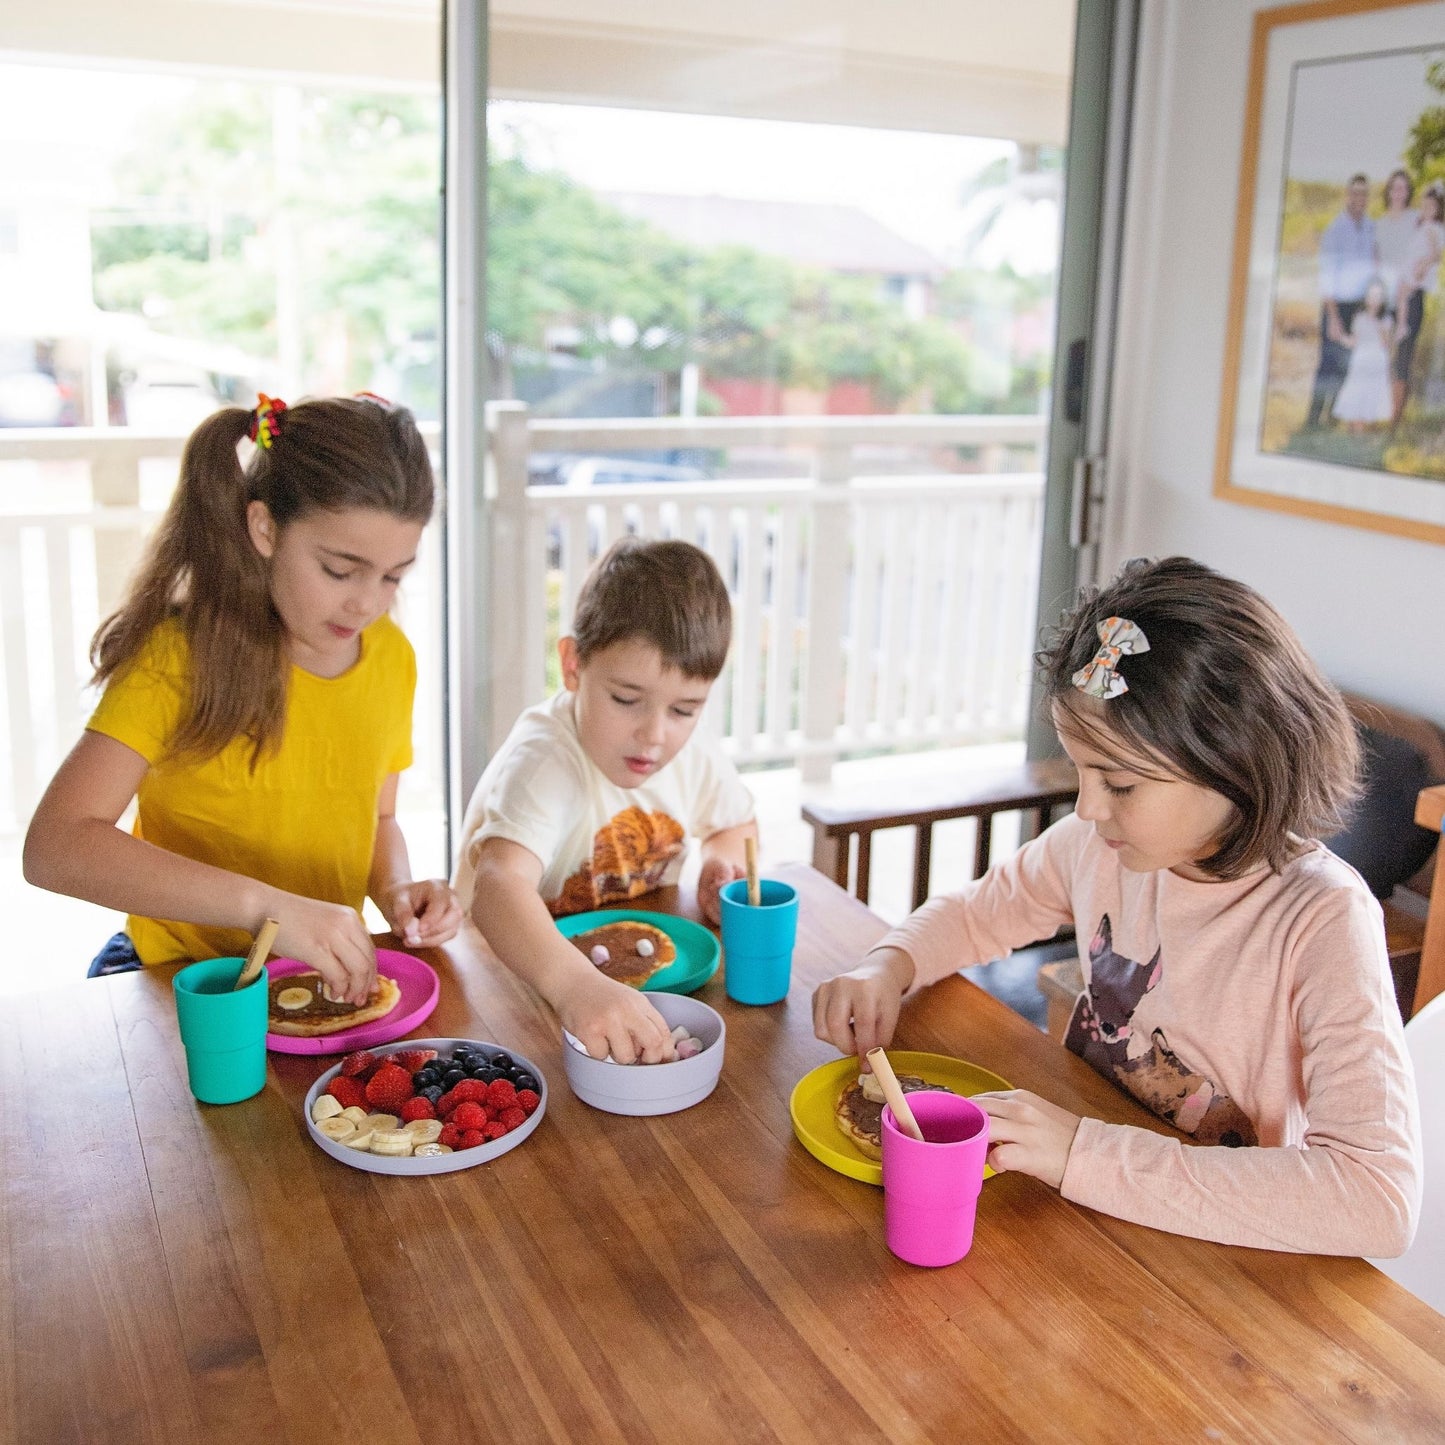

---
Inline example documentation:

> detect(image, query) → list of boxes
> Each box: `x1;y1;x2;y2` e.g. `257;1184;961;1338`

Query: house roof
603;191;947;278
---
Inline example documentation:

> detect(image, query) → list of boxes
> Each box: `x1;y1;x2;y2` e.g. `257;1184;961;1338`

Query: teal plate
555;909;720;995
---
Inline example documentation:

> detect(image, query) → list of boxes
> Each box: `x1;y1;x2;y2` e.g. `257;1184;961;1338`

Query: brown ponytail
90;395;435;764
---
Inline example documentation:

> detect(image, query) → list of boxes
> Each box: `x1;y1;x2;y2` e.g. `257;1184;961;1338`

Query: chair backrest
1370;990;1445;1314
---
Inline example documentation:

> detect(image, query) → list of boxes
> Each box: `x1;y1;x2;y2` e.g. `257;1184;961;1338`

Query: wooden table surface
6;862;1445;1444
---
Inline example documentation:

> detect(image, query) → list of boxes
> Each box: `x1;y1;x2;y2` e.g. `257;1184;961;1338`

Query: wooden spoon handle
866;1046;925;1142
234;917;281;991
745;835;761;907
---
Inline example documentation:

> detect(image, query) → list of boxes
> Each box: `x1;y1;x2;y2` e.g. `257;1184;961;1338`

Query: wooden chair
800;756;1079;910
1413;783;1445;1017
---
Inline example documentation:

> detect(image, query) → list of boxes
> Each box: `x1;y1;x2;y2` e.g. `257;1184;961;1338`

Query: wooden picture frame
1215;0;1445;545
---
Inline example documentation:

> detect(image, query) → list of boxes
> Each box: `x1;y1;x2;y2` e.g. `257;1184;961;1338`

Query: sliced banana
317;1117;358;1142
365;1113;400;1134
403;1119;442;1144
860;1073;886;1104
275;986;313;1011
311;1094;345;1123
412;1142;452;1157
340;1106;370;1125
370;1130;415;1157
342;1124;376;1149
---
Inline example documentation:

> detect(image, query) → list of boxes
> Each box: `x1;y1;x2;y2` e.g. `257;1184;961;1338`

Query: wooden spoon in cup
233;917;281;991
865;1046;926;1142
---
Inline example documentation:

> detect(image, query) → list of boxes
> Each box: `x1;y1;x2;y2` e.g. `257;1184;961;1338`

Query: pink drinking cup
881;1092;990;1267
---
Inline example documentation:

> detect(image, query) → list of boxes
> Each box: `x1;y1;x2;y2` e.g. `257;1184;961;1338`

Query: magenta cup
881;1092;989;1267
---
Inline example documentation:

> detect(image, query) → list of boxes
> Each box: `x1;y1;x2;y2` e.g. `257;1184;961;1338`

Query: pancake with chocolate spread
569;920;675;987
834;1072;955;1160
267;970;402;1036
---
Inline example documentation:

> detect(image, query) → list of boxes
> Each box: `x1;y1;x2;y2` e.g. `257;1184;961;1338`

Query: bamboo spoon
745;835;761;907
233;917;281;991
865;1046;925;1142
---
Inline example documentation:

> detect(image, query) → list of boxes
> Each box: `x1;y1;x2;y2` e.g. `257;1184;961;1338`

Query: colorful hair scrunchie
354;390;392;407
248;393;288;449
1071;616;1150;700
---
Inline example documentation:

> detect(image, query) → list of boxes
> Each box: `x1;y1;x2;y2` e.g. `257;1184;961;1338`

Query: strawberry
391;1049;437;1074
485;1079;518;1111
325;1075;368;1110
400;1096;436;1123
515;1088;541;1116
363;1063;414;1112
498;1106;527;1132
451;1101;487;1131
458;1128;486;1150
340;1050;378;1078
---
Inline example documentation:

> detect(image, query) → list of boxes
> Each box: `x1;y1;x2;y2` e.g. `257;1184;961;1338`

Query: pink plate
265;949;440;1055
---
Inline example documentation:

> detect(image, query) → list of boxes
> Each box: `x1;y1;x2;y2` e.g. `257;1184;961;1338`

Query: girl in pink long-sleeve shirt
813;557;1421;1255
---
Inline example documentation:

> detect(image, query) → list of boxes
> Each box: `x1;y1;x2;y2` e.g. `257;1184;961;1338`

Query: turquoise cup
720;878;799;1005
172;957;269;1105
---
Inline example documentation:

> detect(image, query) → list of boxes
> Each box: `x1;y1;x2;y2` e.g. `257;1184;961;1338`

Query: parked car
531;454;709;565
0;369;70;427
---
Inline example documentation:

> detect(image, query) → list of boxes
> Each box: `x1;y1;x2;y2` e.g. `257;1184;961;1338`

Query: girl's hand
379;878;464;949
554;970;678;1065
812;947;915;1058
272;897;377;1006
971;1090;1082;1190
698;855;745;925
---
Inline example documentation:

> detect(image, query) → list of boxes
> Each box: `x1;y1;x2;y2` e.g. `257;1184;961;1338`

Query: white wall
1106;0;1445;721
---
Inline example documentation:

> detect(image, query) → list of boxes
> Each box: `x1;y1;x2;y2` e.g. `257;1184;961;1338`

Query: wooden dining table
6;861;1445;1444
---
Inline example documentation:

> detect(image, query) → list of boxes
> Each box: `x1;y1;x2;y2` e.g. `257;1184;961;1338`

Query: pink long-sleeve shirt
875;813;1421;1255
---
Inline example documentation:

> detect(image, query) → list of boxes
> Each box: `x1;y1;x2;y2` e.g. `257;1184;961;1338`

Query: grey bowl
561;994;726;1116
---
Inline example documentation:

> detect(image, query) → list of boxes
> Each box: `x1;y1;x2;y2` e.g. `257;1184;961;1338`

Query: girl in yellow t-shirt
23;393;461;1002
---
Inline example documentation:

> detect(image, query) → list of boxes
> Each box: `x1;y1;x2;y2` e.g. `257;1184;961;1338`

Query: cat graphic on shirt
1065;914;1257;1148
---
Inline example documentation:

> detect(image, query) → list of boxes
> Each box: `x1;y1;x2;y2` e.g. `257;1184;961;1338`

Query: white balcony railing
0;409;1045;834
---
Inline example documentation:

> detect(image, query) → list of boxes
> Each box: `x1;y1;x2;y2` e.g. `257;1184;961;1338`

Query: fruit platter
303;1037;547;1176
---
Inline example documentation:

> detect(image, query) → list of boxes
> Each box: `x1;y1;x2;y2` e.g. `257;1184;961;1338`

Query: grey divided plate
302;1037;547;1176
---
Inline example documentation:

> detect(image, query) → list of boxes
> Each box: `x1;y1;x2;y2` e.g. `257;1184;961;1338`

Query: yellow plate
789;1051;1011;1187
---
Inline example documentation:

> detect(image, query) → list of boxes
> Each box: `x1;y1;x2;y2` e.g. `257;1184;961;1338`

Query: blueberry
514;1073;538;1093
490;1053;513;1072
442;1068;466;1088
414;1068;441;1089
468;1064;491;1080
419;1085;445;1106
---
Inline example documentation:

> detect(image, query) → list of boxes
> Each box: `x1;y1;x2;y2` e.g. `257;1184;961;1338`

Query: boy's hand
379;879;464;949
271;896;378;1006
698;855;745;926
971;1091;1081;1190
812;947;915;1058
556;970;678;1064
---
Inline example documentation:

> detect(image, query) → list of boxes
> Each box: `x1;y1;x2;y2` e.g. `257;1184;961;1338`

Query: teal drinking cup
172;956;269;1105
719;878;799;1005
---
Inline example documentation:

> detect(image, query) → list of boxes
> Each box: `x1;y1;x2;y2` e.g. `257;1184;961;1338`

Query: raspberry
482;1120;506;1141
498;1106;527;1132
451;1101;487;1131
400;1096;436;1123
486;1079;518;1110
340;1050;378;1078
364;1063;414;1112
458;1128;486;1150
438;1122;463;1149
325;1075;367;1110
437;1089;458;1117
515;1088;541;1116
391;1048;437;1074
448;1078;488;1104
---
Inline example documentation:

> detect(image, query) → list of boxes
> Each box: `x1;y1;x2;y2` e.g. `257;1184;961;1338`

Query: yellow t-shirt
86;615;415;966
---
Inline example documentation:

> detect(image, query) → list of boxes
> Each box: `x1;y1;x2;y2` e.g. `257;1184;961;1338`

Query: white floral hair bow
1071;616;1150;700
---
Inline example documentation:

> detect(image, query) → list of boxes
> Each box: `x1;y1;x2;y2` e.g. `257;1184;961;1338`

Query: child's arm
813;946;916;1057
696;820;757;925
469;836;677;1063
24;731;377;1003
368;773;462;948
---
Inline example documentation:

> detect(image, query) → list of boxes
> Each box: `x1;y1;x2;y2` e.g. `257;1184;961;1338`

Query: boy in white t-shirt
455;538;757;1064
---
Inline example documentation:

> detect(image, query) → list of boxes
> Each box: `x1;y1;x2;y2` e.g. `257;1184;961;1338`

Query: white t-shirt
453;690;756;914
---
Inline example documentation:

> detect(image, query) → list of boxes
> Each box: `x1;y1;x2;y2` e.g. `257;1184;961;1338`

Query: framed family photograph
1215;0;1445;544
